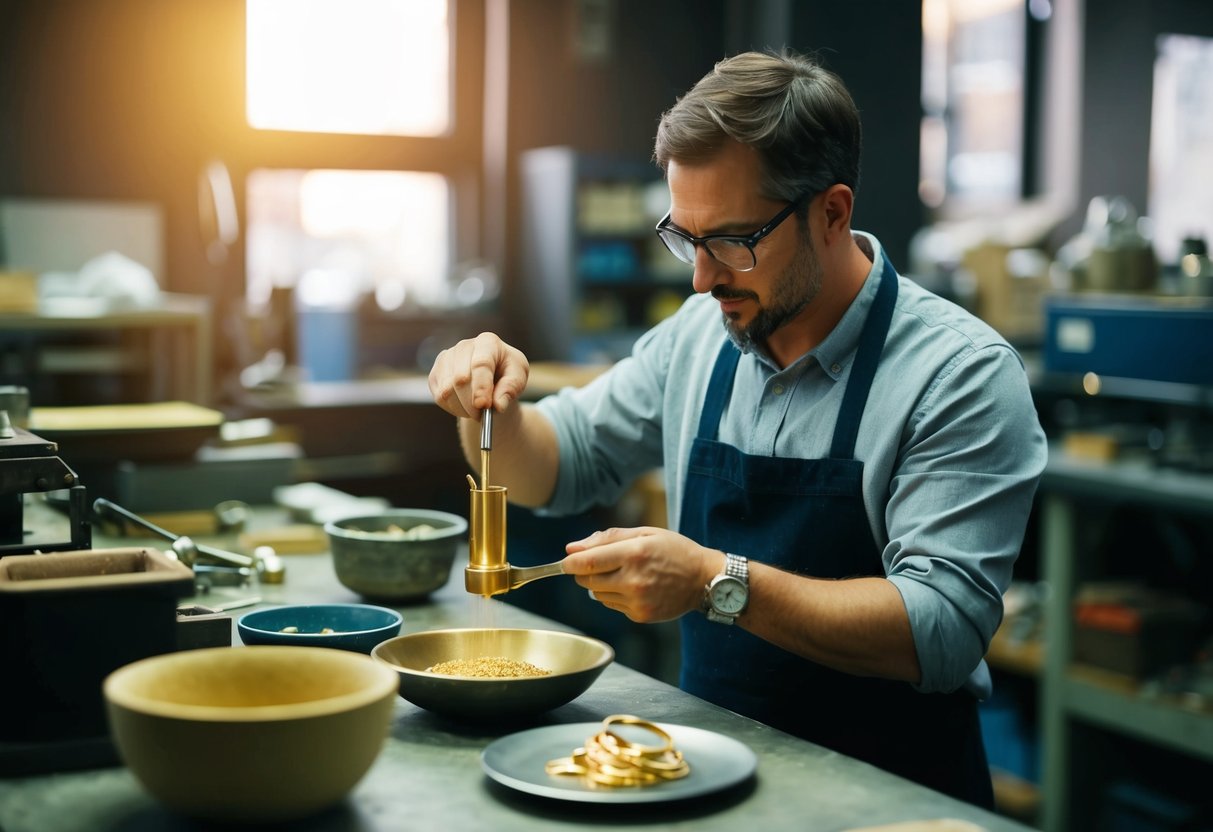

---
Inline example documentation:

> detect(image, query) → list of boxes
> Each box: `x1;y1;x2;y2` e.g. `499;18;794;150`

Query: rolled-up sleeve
535;322;673;516
883;343;1046;695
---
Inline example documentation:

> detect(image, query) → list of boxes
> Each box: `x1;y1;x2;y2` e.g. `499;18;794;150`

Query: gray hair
653;50;862;204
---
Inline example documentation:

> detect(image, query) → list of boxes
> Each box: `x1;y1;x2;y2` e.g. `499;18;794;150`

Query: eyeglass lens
657;230;756;271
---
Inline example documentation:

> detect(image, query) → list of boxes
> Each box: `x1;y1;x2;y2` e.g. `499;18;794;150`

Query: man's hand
562;527;724;623
428;332;530;418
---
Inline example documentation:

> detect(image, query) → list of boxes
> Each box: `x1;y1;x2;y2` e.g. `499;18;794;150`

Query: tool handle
93;498;253;570
93;498;179;542
194;541;254;569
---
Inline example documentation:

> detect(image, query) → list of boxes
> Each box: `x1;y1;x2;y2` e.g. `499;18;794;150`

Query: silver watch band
724;552;748;582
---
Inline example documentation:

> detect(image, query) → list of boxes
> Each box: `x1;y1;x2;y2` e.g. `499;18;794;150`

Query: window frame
234;0;486;288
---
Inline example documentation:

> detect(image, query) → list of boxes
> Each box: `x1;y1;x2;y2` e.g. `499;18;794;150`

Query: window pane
1149;34;1213;265
245;169;450;311
920;0;1025;209
246;0;449;136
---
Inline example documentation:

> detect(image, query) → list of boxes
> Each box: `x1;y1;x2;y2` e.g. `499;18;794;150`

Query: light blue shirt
535;232;1047;697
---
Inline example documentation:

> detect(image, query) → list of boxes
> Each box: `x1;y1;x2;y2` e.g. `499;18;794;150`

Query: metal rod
93;497;252;570
480;409;493;451
94;497;176;540
479;409;492;490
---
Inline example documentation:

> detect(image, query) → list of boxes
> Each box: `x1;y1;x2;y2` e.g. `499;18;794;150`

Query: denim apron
678;257;993;807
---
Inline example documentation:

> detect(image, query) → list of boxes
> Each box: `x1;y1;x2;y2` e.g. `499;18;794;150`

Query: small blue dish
237;604;403;653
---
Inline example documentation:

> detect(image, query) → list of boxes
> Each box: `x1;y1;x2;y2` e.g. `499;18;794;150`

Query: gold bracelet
544;714;690;787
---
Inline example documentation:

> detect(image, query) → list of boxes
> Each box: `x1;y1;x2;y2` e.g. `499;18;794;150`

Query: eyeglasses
654;194;810;272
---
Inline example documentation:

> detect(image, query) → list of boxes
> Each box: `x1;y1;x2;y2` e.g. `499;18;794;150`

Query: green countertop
0;504;1031;832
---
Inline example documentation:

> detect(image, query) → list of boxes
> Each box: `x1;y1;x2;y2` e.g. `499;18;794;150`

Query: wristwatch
703;553;749;625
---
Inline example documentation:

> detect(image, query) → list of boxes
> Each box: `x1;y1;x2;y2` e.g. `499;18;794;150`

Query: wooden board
30;402;223;432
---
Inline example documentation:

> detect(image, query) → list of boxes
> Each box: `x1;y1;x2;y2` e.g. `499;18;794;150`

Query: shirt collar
812;231;887;381
740;231;890;379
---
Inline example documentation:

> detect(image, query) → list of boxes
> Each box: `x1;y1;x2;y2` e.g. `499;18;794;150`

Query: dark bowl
237;604;403;653
371;628;613;721
324;510;467;602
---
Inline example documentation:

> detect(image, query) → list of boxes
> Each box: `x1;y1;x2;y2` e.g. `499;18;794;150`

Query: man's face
665;142;822;352
717;226;824;352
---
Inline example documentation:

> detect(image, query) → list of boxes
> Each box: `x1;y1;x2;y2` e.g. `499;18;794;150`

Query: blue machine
1043;295;1213;386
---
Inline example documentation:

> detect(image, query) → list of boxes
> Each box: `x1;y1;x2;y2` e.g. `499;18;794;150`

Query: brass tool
464;408;565;597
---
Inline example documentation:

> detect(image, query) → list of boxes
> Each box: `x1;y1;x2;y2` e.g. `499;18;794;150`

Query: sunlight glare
247;0;449;136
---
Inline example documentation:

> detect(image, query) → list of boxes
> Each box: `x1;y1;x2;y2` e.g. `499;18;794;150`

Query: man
428;50;1046;807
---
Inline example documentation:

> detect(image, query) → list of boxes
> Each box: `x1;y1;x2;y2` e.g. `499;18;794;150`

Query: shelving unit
519;146;692;363
0;293;213;405
1063;667;1213;762
1038;450;1213;831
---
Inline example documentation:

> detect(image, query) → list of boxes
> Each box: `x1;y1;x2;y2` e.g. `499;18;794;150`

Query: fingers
562;527;661;576
467;333;503;412
489;340;530;412
428;333;529;418
567;529;710;623
565;526;655;554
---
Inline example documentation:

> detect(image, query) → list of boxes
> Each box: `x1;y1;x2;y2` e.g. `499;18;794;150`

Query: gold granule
426;657;551;678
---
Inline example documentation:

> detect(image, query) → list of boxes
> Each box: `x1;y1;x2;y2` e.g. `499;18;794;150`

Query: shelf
991;768;1042;825
986;626;1044;678
1042;446;1213;518
1063;665;1213;763
521;146;683;362
1039;476;1213;831
0;292;213;404
1031;368;1213;409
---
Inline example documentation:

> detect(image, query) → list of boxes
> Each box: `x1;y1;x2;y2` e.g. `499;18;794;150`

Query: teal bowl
237;604;402;653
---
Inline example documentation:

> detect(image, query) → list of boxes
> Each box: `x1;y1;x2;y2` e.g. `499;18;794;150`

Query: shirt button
831;363;841;373
771;384;785;395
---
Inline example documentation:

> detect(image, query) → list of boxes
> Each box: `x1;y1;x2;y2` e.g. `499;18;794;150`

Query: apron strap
829;255;899;460
696;340;741;440
696;252;899;455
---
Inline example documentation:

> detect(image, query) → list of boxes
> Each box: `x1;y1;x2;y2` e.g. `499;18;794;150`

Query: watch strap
724;552;748;583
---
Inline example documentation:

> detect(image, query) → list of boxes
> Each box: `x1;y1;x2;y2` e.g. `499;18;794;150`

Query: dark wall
0;0;246;295
497;0;925;296
497;0;728;349
504;0;728;158
789;5;924;273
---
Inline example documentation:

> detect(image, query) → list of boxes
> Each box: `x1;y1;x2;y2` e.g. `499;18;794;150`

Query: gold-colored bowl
372;628;613;721
104;646;398;822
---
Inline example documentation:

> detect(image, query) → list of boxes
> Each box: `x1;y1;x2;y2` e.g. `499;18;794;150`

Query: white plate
481;721;757;804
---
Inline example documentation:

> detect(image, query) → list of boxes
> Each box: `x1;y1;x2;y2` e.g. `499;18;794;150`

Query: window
920;0;1032;213
246;0;450;137
241;0;481;370
245;169;450;313
1149;34;1213;265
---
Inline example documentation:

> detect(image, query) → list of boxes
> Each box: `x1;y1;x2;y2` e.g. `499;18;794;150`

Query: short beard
720;231;823;353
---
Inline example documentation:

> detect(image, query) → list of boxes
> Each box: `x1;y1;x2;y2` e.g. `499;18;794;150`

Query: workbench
0;504;1032;832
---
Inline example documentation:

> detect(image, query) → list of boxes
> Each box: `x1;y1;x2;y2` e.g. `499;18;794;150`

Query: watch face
710;577;748;615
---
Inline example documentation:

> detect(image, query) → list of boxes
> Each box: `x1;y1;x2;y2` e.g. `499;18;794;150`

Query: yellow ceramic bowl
104;645;398;822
